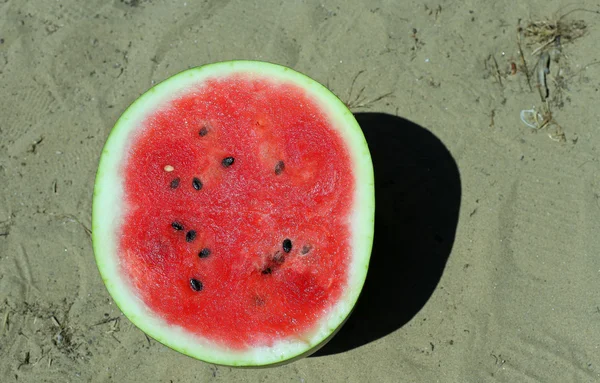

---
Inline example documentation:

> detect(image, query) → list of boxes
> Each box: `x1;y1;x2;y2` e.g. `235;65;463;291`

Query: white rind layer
92;60;375;366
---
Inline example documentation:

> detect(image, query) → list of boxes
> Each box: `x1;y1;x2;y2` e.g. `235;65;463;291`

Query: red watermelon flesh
119;74;354;349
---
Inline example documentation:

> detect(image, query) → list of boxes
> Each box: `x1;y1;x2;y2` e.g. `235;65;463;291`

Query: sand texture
1;0;600;382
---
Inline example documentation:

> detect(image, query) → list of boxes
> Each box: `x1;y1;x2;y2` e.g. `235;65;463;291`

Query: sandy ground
2;0;600;382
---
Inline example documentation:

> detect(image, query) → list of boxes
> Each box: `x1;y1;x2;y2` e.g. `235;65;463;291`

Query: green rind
92;60;375;367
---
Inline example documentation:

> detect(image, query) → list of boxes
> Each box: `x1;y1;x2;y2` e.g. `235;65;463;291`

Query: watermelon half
92;60;374;366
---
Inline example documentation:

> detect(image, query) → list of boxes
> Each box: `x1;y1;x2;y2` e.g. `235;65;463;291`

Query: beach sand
1;0;600;381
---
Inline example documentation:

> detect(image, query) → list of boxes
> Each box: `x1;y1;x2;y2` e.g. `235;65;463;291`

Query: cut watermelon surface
92;61;374;366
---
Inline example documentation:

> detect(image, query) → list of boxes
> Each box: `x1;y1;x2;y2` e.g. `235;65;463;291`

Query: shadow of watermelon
313;112;462;356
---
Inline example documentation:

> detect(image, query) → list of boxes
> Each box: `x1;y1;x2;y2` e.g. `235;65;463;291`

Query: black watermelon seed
261;267;272;275
190;278;203;291
222;157;235;167
186;230;197;242
172;222;184;231
282;238;292;253
170;177;180;189
198;248;211;258
199;126;208;136
275;160;285;175
301;245;311;255
192;177;203;190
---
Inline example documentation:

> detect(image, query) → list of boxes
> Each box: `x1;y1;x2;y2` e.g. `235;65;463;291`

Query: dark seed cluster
163;132;316;293
169;221;209;291
260;239;301;276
